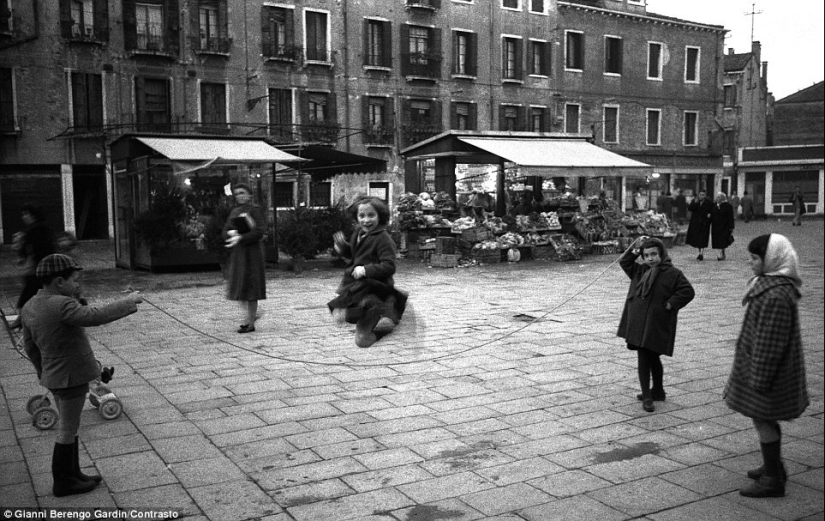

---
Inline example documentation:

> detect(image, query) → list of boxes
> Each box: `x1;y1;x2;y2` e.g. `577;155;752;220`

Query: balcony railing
193;36;232;54
364;126;395;146
136;30;165;52
401;123;441;147
401;52;441;78
406;0;439;10
301;120;340;143
263;43;301;62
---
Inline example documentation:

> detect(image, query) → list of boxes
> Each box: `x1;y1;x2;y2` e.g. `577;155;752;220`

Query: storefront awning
274;144;387;179
135;137;306;163
456;136;653;178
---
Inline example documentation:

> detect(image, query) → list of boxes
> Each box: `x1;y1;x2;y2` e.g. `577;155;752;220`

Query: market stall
109;134;305;271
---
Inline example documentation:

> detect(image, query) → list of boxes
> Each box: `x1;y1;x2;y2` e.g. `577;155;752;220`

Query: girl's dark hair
748;234;771;260
21;203;44;222
350;196;390;224
639;238;666;258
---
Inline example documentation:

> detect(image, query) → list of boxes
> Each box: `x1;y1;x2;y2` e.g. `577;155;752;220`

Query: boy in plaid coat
724;234;809;498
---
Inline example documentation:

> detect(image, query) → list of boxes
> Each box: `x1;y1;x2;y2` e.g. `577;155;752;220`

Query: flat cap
36;253;82;278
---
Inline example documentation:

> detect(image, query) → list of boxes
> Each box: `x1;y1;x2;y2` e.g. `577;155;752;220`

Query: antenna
745;3;763;42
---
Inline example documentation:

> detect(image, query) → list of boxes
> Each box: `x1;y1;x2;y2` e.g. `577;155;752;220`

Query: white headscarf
763;234;802;288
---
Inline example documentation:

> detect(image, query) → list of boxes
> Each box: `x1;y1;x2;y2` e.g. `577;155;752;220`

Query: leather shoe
238;324;256;334
697;254;704;261
642;399;655;412
740;475;785;498
637;391;666;401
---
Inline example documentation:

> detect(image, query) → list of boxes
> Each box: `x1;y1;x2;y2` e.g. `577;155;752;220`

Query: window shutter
190;0;200;46
400;24;410;76
362;20;370;66
134;76;145;126
89;74;103;130
469;103;477;130
219;0;228;38
382;21;392;68
498;105;506;131
386;97;395;128
285;9;294;50
123;0;137;49
450;103;458;129
59;0;73;38
72;74;88;129
617;38;623;74
468;32;478;76
328;93;337;124
432;100;442;130
432;28;442;79
167;0;180;56
362;96;371;129
92;0;109;40
298;90;309;124
516;40;523;79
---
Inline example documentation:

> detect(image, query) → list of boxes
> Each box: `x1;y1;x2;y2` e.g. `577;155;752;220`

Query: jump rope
136;237;649;368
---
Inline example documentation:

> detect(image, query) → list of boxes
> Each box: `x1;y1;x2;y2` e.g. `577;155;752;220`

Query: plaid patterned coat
724;277;809;420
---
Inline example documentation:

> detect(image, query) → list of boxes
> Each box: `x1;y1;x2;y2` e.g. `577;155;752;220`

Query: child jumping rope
327;196;407;348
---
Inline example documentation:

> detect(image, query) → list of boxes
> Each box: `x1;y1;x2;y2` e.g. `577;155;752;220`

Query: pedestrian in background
21;254;142;497
730;193;741;219
686;190;713;260
724;234;809;498
674;189;687;224
661;192;673;222
741;191;755;223
10;203;56;328
223;183;267;333
711;192;735;261
617;237;695;413
328;196;407;348
789;186;806;226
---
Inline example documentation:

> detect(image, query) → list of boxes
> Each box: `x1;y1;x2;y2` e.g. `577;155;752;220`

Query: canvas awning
135;137;306;163
456;137;652;178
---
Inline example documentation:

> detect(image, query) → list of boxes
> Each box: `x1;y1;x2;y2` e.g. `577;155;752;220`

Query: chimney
751;40;761;64
728;48;735;55
762;61;768;83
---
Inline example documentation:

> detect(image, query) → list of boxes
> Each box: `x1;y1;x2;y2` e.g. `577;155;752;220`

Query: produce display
515;212;561;231
496;232;525;249
397;191;457;231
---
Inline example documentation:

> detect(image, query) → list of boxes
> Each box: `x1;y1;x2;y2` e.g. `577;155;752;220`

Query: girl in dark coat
618;237;695;412
686;190;713;260
711;192;735;260
328;196;407;348
725;234;808;498
222;183;267;333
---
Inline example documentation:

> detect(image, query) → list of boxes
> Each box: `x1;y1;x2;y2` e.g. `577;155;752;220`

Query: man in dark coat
673;189;687;224
686;190;713;260
617;237;695;412
740;191;755;222
711;192;735;260
789;186;806;226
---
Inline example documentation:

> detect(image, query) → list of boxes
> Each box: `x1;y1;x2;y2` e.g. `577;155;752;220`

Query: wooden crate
435;236;457;254
430;253;461;268
532;244;556;260
591;242;619;255
461;226;493;243
468;248;501;264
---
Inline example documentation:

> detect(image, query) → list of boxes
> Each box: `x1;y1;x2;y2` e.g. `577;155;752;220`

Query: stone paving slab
0;220;822;520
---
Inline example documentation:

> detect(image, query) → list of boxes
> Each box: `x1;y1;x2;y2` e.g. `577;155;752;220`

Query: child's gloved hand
100;366;115;384
353;266;366;279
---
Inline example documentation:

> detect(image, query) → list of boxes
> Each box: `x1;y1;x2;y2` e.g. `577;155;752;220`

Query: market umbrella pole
496;159;506;217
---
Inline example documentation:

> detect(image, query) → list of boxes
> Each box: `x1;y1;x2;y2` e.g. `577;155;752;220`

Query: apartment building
0;0;727;243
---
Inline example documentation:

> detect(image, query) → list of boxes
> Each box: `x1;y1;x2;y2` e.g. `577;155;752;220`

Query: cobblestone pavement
1;219;822;521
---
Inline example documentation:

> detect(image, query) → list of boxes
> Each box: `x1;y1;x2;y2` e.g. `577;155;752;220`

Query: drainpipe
342;0;351;152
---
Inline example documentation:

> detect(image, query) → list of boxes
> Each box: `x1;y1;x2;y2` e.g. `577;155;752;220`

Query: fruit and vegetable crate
430;253;461;268
468;249;502;264
460;226;493;243
532;244;556;260
435;236;457;254
591;242;619;255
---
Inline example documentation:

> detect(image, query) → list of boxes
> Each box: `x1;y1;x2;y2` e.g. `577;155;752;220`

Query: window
604;36;622;75
308;92;328;121
723;129;735;156
304;10;329;62
565;31;584;70
401;25;441;78
500;105;523;131
71;72;103;132
529;40;549;76
262;6;295;60
365;19;392;68
268;88;293;141
61;0;110;40
685;46;700;83
309;181;332;207
196;0;228;53
603;105;619;143
529;0;546;14
451;102;476;130
135;2;164;50
1;0;11;33
683;111;698;146
364;96;394;145
135;77;170;132
564;103;580;133
302;91;338;141
502;37;522;80
646;109;661;145
0;67;15;131
274;182;295;208
647;42;663;79
402;99;441;146
70;0;94;36
453;30;477;76
724;84;737;108
410;99;432;124
529;106;545;132
502;0;520;9
368;182;390;203
200;82;227;127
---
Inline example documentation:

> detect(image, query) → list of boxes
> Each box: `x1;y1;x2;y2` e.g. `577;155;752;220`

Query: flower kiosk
110;134;305;271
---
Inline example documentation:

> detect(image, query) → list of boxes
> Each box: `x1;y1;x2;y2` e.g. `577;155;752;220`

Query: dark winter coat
724;277;809;420
335;225;397;291
674;194;687;220
617;250;695;356
686;197;713;249
789;192;806;215
711;201;735;249
222;203;267;301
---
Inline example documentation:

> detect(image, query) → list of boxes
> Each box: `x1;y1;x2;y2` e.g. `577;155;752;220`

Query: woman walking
223;183;267;333
686;190;713;260
711;192;735;260
724;234;809;498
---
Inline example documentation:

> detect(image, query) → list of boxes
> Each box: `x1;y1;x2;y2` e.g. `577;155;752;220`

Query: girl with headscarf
711;192;735;260
617;237;695;413
724;234;809;498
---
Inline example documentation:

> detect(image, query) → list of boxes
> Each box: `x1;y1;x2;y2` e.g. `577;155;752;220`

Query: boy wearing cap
21;254;143;497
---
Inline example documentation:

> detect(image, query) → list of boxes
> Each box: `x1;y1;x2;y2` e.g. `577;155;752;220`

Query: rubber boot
52;443;98;497
355;298;383;348
73;437;102;484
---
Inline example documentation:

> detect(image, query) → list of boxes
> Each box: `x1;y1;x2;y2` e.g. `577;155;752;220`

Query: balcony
301;120;340;143
263;44;302;63
406;0;439;11
364;126;395;147
401;123;441;147
401;52;442;80
67;23;107;44
130;29;174;58
193;36;232;56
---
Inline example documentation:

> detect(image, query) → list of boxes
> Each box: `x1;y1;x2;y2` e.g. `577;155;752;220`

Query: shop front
109;134;305;271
